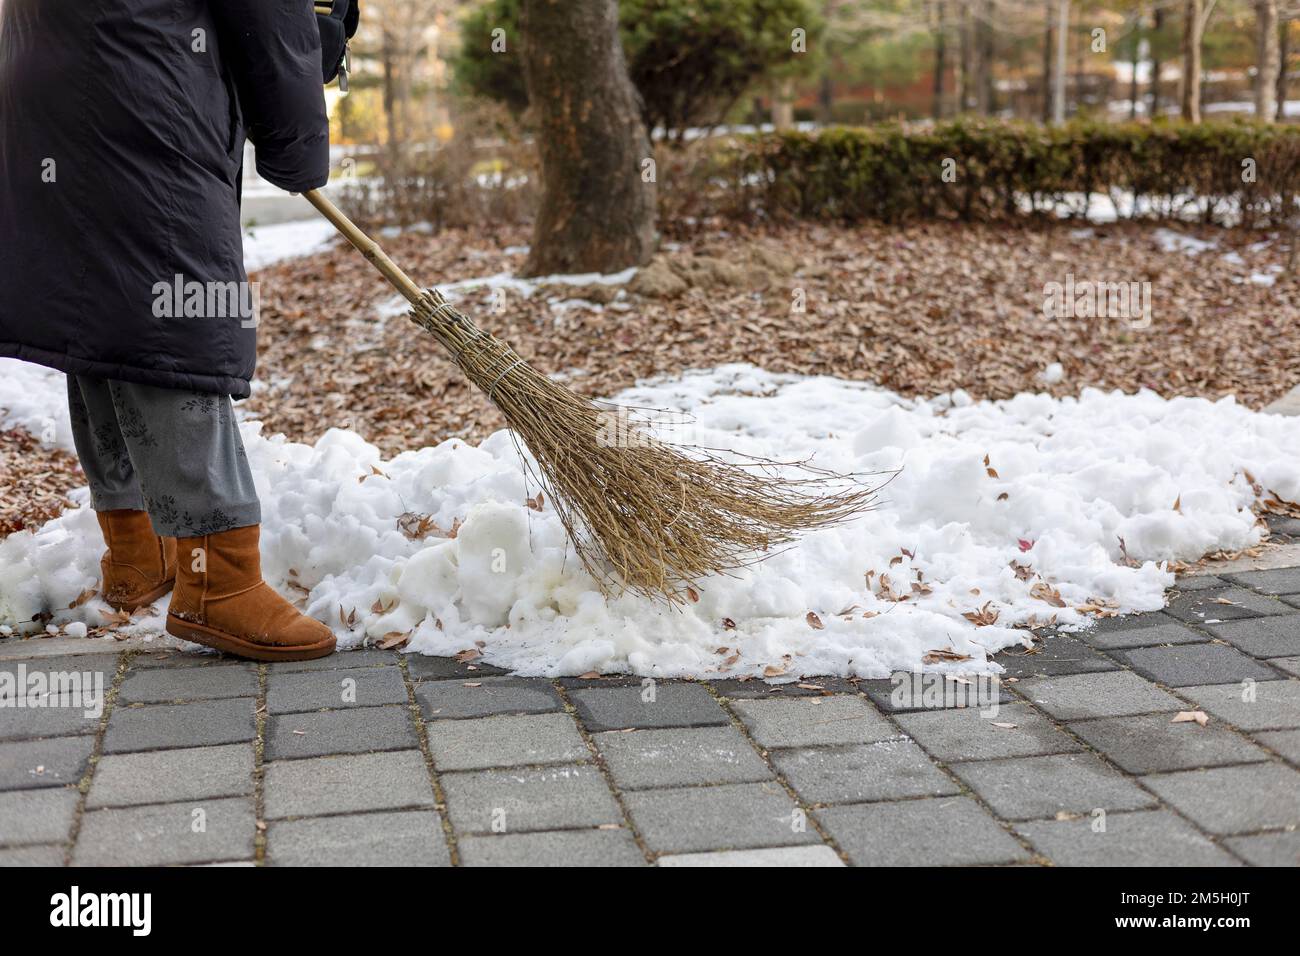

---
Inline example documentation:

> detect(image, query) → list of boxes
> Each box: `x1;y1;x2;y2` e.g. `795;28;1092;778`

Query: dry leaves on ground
0;428;81;536
244;218;1300;456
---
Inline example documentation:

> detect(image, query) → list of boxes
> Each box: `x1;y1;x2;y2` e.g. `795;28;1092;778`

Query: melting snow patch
242;219;338;272
3;365;1297;680
1153;228;1218;256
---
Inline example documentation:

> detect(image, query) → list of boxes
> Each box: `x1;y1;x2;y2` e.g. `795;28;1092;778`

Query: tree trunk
1042;0;1053;122
934;1;948;120
519;0;656;277
381;28;402;162
1129;11;1140;119
772;77;795;130
1151;7;1164;115
958;2;972;111
1256;0;1280;120
974;0;995;114
1053;0;1068;121
818;73;834;123
1181;0;1203;121
1279;19;1291;119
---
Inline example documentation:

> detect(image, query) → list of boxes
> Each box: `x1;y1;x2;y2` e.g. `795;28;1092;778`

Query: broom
303;188;877;599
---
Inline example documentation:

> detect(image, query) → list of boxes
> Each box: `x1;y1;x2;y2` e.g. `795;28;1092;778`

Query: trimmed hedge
686;120;1300;228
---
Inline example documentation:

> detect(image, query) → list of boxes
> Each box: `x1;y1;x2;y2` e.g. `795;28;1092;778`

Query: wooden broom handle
303;189;426;306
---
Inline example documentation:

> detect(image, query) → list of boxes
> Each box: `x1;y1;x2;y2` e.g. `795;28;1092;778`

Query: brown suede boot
165;525;336;662
97;510;176;611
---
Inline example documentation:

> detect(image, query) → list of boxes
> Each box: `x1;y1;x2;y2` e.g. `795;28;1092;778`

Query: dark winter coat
0;0;329;397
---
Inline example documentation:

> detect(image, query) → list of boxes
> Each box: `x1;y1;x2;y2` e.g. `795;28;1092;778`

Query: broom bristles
407;288;878;599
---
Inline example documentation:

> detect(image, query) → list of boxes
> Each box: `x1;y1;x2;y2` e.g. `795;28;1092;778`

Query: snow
1037;363;1065;386
0;359;74;451
373;266;638;325
3;364;1298;681
1204;99;1300;118
241;219;338;272
1153;228;1218;256
459;265;636;295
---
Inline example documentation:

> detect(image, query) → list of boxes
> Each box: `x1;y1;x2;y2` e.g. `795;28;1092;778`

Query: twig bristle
408;289;878;599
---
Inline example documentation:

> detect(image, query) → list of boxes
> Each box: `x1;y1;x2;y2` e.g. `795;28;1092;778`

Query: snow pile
0;358;74;451
3;365;1297;679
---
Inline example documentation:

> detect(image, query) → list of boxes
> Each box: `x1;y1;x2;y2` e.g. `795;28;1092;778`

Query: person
0;0;337;661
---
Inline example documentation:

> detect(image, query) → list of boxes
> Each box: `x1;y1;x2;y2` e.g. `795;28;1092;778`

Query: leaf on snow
376;630;410;649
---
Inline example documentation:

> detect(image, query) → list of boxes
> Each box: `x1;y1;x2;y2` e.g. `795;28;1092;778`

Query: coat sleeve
212;0;330;192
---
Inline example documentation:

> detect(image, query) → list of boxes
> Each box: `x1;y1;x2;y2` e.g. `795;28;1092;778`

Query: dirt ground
4;217;1299;536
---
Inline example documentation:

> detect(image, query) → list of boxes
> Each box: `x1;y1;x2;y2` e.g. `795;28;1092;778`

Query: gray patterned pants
66;375;261;538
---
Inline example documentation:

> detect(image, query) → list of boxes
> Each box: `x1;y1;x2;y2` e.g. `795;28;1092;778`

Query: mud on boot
97;510;176;611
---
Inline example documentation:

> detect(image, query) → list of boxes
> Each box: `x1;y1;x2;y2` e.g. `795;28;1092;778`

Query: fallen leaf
961;601;1000;627
1030;581;1067;608
923;648;973;664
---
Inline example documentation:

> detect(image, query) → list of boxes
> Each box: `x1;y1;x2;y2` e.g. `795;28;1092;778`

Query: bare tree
1181;0;1204;120
958;0;973;110
1257;0;1281;120
364;0;440;157
519;0;655;277
1043;0;1055;122
973;0;996;114
772;77;796;130
1128;8;1140;118
1151;5;1165;115
1280;15;1293;119
934;0;949;119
